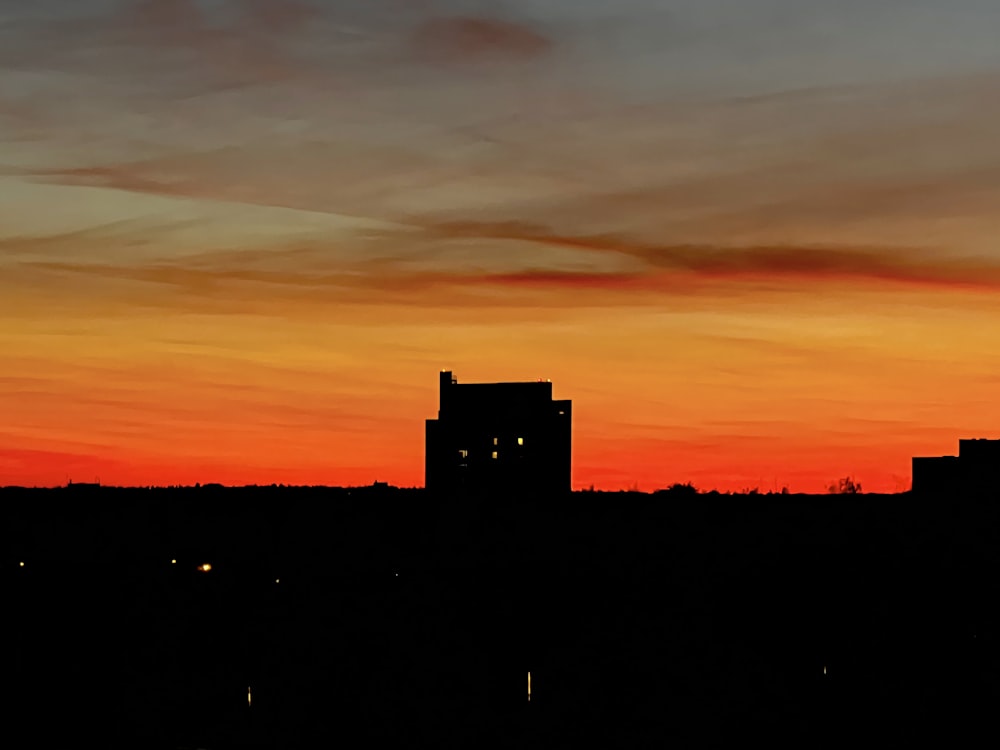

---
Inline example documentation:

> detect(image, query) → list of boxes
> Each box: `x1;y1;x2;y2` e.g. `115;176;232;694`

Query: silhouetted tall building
912;438;1000;494
958;439;1000;492
425;371;572;495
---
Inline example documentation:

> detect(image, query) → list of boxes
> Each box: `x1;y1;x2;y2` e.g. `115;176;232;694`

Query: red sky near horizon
3;1;1000;492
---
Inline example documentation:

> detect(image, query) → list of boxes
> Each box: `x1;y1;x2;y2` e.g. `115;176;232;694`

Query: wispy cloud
19;229;1000;305
379;219;1000;289
15;68;1000;256
410;14;552;65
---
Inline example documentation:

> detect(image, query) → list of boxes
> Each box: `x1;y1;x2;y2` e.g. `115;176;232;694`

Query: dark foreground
4;485;1000;747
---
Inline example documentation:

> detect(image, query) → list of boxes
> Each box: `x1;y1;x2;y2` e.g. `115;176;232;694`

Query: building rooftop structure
912;439;1000;495
425;371;572;496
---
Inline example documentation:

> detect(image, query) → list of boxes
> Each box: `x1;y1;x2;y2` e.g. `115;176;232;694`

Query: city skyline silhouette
5;369;996;495
7;370;1000;495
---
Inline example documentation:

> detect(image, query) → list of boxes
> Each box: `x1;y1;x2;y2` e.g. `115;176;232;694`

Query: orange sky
3;1;1000;491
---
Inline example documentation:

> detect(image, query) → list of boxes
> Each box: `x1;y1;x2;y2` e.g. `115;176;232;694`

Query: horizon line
0;481;907;496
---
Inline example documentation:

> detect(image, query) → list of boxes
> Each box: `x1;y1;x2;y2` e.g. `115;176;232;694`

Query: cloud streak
18;231;1000;302
381;219;1000;290
410;15;552;65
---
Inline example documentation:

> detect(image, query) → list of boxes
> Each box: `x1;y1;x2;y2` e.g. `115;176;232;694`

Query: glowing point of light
170;559;177;565
823;666;827;675
248;686;252;707
19;561;25;567
198;563;212;572
528;671;531;702
517;437;524;446
275;578;280;583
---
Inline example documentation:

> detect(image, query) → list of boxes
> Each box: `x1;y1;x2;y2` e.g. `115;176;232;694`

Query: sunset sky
3;0;1000;491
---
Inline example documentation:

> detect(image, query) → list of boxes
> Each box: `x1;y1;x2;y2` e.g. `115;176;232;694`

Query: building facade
425;371;572;495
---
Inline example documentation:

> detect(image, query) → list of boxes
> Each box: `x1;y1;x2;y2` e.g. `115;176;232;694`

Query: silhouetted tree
828;476;862;494
656;482;699;497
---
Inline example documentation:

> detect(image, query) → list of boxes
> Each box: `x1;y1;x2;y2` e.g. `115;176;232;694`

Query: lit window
493;437;498;446
517;437;524;446
492;451;498;459
458;449;468;459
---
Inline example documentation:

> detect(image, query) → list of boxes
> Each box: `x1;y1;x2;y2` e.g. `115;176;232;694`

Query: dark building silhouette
425;370;572;495
912;439;1000;494
911;456;959;494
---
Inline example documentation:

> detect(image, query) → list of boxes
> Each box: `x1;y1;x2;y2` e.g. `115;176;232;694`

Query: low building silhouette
912;439;1000;494
425;370;572;495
